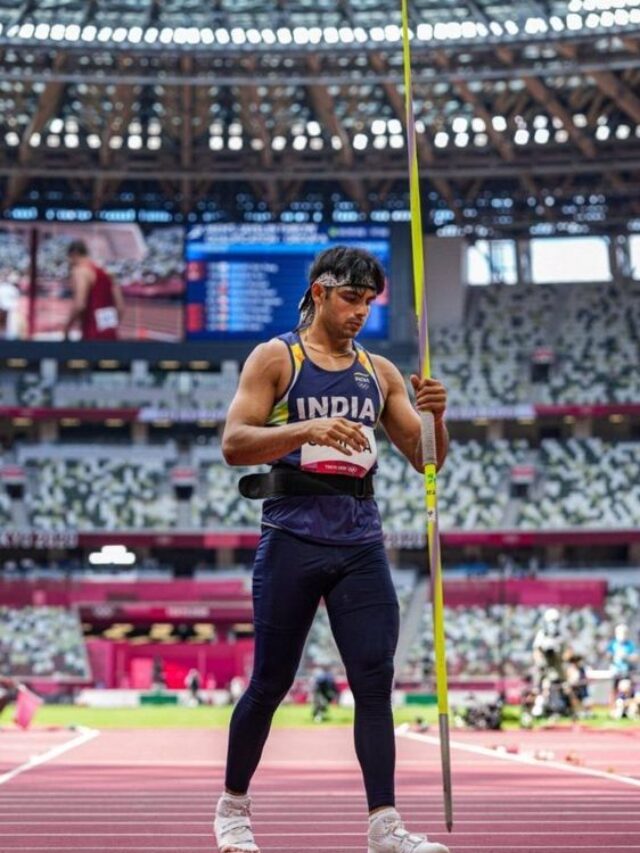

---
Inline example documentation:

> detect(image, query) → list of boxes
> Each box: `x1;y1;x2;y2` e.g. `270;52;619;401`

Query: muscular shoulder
369;352;404;397
242;337;291;389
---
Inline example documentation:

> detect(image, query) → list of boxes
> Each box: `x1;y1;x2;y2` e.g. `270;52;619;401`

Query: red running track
0;725;639;852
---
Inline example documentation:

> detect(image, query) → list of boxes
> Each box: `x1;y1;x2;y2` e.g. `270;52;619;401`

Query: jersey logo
354;371;371;389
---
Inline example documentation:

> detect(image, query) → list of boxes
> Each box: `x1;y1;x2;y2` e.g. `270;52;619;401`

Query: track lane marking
0;727;99;787
397;729;640;789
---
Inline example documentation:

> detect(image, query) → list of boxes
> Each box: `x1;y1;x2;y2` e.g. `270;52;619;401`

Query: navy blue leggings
225;526;400;810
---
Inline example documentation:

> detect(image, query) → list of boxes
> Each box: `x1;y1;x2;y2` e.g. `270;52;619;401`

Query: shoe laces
381;815;427;848
218;798;251;819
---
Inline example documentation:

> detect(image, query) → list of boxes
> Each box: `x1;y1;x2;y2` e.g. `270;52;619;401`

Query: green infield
1;701;635;730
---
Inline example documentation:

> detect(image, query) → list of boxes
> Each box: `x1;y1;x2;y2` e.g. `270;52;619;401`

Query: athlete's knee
245;670;295;709
347;655;395;703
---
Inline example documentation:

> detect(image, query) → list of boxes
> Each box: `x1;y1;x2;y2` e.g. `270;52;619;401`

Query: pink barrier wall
85;638;254;689
442;578;607;608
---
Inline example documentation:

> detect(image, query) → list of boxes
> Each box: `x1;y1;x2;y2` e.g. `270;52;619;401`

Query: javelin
400;0;453;832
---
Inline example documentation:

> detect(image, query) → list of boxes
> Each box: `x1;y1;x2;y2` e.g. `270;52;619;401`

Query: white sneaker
214;792;260;853
368;808;450;853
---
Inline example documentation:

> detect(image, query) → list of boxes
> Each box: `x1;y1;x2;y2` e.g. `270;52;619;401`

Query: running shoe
214;792;259;853
368;807;450;853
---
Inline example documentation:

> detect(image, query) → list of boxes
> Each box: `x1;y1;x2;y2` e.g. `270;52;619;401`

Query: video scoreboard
184;223;390;341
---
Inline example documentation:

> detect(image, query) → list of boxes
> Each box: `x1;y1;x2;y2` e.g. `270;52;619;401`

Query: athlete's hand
305;418;369;456
410;375;447;420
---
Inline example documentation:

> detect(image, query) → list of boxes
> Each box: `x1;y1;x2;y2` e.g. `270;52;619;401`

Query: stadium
0;1;639;851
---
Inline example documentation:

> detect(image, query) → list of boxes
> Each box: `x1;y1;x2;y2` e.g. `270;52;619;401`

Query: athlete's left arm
374;355;449;473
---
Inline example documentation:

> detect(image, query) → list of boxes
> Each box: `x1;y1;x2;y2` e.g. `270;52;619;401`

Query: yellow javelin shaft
401;0;453;832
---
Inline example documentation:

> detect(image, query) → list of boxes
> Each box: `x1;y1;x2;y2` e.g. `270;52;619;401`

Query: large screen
184;223;391;341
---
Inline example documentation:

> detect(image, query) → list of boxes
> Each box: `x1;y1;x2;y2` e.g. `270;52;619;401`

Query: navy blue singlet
261;331;385;544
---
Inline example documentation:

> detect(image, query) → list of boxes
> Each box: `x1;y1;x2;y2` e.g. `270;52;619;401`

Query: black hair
67;239;89;257
307;245;386;292
298;245;386;328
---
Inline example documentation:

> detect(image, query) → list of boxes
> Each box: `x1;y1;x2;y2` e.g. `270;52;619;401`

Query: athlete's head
67;239;89;268
297;246;386;332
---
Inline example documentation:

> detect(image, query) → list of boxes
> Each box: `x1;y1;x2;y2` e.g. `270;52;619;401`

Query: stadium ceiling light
324;26;339;43
353;27;368;43
245;28;260;44
307;121;321;136
555;129;569;142
47;134;60;147
277;27;292;44
215;27;230;44
434;131;449;148
209;136;223;150
29;132;41;147
228;136;243;150
186;27;200;44
388;118;402;135
339;26;354;43
128;26;143;43
471;117;486;132
144;27;159;43
148;136;162;150
461;21;477;38
489;22;503;35
50;23;65;40
596;125;610;140
504;20;519;34
18;22;34;38
371;119;386;135
293;135;307;150
585;12;600;26
514;129;529;144
389;134;404;148
128;134;142;149
415;119;425;133
87;133;101;148
331;135;343;150
112;26;127;42
616;124;631;139
293;26;309;44
353;133;368;150
308;26;323;43
474;132;489;146
81;25;96;41
384;24;402;41
309;137;323;150
566;13;584;29
50;117;63;133
452;117;468;134
272;134;286;150
97;26;113;42
454;132;469;147
261;28;276;44
476;22;489;36
373;135;387;149
228;121;242;135
492;116;507;132
568;0;582;10
416;23;433;40
34;23;49;39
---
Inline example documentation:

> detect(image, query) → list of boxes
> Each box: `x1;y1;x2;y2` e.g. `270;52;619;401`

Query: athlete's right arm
222;340;370;466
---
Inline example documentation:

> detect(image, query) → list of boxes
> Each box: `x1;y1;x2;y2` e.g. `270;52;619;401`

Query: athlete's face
320;286;377;338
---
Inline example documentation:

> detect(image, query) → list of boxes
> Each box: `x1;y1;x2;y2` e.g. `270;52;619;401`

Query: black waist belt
239;467;374;500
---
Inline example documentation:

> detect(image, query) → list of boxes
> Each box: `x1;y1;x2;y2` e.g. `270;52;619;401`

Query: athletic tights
224;525;400;811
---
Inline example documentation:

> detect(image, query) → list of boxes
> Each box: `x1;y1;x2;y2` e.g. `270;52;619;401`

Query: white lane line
397;729;640;789
0;727;99;788
1;818;639;826
4;848;640;852
2;831;639;838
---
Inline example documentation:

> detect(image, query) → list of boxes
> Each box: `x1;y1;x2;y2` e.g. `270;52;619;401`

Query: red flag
13;684;43;729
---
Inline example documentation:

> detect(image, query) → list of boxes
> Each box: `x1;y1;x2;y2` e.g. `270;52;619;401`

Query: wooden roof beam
236;59;273;170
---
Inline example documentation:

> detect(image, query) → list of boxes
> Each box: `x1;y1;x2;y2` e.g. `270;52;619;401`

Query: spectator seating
516;439;640;529
400;584;640;681
0;605;90;679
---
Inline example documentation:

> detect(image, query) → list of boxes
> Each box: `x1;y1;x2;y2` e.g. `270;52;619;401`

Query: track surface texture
0;725;638;852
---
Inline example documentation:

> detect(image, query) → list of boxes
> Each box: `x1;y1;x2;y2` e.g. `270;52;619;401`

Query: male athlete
64;240;125;340
215;245;450;853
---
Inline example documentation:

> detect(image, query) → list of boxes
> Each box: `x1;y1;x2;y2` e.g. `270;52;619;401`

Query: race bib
300;425;377;478
94;306;118;331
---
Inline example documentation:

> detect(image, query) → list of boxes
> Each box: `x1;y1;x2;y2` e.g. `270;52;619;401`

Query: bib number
300;425;377;478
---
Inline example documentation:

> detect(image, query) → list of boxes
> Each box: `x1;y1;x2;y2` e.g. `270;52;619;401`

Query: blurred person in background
532;607;566;688
63;239;125;340
608;623;637;687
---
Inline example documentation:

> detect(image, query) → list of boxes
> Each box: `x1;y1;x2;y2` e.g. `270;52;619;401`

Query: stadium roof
0;1;639;234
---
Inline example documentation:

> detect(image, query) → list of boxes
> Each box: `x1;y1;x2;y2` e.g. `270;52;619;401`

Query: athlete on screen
63;240;125;340
214;245;450;853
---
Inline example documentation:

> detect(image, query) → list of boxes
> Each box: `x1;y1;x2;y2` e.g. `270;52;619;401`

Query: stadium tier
0;437;637;534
